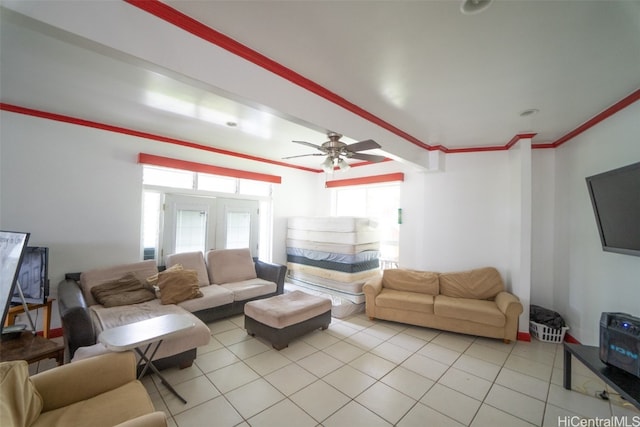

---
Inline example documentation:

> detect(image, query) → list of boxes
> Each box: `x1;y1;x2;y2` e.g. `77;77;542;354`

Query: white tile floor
35;313;639;427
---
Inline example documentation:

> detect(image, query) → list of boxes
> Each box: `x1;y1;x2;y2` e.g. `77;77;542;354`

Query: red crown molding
124;0;436;153
0;103;321;173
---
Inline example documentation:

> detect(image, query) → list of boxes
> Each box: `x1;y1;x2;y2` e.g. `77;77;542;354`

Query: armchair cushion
157;269;203;304
91;273;156;308
206;248;257;284
0;360;42;427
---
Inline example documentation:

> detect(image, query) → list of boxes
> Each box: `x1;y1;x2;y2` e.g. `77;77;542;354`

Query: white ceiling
1;1;639;171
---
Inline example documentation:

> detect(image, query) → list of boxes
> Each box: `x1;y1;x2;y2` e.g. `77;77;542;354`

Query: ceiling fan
283;132;385;172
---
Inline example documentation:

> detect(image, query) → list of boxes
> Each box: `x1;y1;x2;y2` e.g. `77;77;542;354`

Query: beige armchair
0;351;167;427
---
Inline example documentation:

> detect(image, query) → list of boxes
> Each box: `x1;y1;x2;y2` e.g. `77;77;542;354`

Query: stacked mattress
286;217;381;318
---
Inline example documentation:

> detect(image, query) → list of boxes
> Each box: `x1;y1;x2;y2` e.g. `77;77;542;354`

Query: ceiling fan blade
350;152;386;163
292;140;325;151
282;153;325;159
345;139;380;152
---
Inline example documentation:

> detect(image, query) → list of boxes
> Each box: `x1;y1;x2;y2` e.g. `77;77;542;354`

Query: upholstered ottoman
244;291;332;349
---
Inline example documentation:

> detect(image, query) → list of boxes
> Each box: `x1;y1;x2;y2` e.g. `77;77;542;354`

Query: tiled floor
35;313;639;427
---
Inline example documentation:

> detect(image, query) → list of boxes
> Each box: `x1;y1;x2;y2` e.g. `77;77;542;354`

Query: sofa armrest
58;278;97;359
115;412;168;427
362;275;383;297
495;291;523;317
254;258;287;295
32;352;137;412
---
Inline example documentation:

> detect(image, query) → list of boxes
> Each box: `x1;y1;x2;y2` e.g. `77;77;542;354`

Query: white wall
551;101;640;345
0;111;318;316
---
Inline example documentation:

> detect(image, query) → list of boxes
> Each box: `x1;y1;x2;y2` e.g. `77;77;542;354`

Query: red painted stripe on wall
325;172;404;188
517;331;532;342
139;153;282;183
124;0;438;153
0;103;321;173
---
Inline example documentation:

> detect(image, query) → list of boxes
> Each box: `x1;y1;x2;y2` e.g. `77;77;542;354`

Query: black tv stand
563;343;639;410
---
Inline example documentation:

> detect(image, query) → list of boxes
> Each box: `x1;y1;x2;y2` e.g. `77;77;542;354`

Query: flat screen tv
586;161;640;257
12;246;49;305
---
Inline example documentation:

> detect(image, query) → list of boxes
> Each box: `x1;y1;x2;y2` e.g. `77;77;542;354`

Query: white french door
162;194;259;264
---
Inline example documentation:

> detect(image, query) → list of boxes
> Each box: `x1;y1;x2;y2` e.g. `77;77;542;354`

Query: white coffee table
98;313;195;404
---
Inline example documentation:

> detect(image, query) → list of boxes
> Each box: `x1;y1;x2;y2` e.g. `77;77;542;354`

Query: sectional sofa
58;248;286;368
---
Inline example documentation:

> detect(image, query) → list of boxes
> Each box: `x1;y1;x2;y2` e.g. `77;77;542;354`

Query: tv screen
586;161;640;256
12;246;49;305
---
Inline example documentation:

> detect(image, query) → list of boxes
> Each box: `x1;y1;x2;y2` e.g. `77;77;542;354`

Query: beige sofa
363;267;523;343
0;352;166;427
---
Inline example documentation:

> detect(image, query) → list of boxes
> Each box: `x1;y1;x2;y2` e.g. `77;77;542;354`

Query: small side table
4;299;55;338
98;314;195;404
0;332;64;365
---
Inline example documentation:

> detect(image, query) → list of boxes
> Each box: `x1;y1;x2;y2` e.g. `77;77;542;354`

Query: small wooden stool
244;291;332;350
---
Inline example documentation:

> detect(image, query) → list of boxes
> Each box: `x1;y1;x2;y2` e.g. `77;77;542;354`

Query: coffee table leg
135;343;187;404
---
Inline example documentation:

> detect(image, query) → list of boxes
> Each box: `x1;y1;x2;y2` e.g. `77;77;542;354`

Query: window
141;165;272;263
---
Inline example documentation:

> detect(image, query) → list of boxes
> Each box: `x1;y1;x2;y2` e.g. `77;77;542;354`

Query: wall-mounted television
586;161;640;257
13;246;49;305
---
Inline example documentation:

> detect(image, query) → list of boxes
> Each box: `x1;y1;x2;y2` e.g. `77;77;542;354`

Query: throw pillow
0;360;43;427
90;273;156;307
146;263;184;287
157;269;203;305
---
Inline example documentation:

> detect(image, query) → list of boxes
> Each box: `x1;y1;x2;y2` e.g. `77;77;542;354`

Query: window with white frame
142;165;272;262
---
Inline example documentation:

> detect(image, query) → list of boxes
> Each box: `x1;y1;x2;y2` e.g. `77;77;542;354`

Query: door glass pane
175;209;207;253
142;191;161;260
226;212;251;249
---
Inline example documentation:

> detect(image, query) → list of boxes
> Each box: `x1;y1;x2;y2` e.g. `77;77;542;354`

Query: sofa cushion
80;260;159;306
206;248;257;284
382;269;439;295
221;278;277;301
439;267;504;300
91;273;157;308
166;252;210;287
32;380;154;427
434;295;505;327
157;270;203;305
177;284;234;312
0;360;43;427
376;288;435;313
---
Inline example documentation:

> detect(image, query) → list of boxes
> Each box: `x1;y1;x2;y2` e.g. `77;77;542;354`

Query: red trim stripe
517;331;532;342
0;103;321;173
124;0;437;153
564;333;581;344
325;172;404;188
548;89;640;148
139;153;281;183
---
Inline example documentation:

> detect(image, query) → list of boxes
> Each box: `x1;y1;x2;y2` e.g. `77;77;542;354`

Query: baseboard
35;328;63;339
517;331;531;342
564;332;581;344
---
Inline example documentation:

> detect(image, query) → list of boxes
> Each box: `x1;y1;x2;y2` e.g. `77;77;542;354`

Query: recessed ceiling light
460;0;492;15
520;109;539;117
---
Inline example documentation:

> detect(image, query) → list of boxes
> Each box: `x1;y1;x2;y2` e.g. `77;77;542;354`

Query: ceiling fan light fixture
338;158;351;171
321;157;334;173
460;0;492;15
